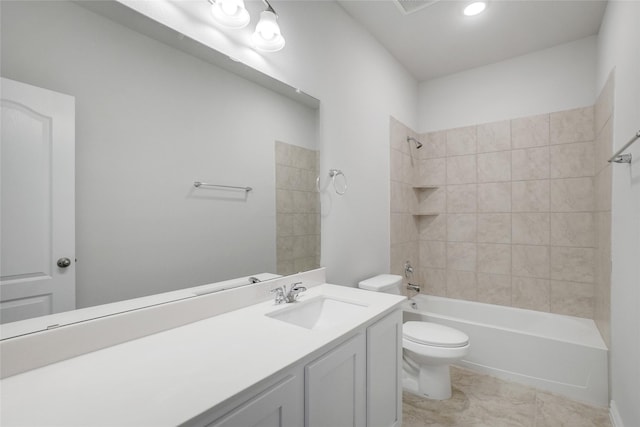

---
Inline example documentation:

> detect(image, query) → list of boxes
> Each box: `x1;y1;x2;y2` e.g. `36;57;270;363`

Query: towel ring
316;169;348;195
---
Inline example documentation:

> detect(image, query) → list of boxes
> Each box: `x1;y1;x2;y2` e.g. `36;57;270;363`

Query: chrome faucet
407;283;420;293
284;282;307;302
270;287;286;304
270;282;307;304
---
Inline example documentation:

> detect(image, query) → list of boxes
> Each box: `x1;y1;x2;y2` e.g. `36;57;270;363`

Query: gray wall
1;1;318;308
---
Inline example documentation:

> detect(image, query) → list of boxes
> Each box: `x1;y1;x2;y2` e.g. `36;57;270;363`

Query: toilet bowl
358;274;470;400
402;321;469;399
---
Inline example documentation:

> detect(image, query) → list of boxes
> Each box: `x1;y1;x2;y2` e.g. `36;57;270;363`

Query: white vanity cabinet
366;309;403;427
305;333;367;427
186;367;305;427
189;309;402;427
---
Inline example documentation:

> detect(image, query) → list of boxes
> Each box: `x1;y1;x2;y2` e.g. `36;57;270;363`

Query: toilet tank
358;274;403;294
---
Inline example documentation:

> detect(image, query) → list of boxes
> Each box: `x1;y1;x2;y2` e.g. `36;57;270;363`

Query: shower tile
390;148;404;182
477;151;511;182
511;146;550;181
477;120;511;153
392;213;418;245
417;268;447;297
277;214;294;237
549;141;594;179
594;166;612;213
477;273;511;306
390;180;405;213
535;390;610;427
446;270;477;300
512;180;549;212
446;126;477;156
447;214;476;242
477;213;511;244
391;241;419;276
446;155;477;185
550;247;594;283
512;276;550;312
550;280;594;319
447;242;476;272
511;113;550;149
477;182;511;213
512;245;549;279
512;213;550;246
419;241;446;269
416;186;446;213
550;212;595;247
276;260;295;276
292;235;317;258
550;106;594;145
277;235;295;261
421;131;447;159
477;243;511;274
550;177;594;212
417;158;446;186
595;117;613;172
293;256;319;273
447;184;477;213
419;214;447;241
275;141;291;165
276;189;294;213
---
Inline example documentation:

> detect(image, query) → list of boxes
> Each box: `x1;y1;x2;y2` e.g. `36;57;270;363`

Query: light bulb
210;0;250;29
220;1;238;16
463;1;487;16
252;10;285;52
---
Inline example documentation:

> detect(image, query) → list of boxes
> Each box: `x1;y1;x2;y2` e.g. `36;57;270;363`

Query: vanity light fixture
209;0;250;29
463;1;487;16
252;0;285;52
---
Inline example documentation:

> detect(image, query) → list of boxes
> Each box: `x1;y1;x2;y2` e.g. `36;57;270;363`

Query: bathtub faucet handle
407;283;420;293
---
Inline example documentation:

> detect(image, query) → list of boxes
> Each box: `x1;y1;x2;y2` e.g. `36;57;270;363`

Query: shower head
407;136;423;149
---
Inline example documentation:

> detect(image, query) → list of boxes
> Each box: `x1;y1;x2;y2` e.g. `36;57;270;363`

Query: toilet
358;274;470;400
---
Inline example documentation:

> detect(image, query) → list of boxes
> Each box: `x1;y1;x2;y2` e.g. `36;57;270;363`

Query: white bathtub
403;294;608;407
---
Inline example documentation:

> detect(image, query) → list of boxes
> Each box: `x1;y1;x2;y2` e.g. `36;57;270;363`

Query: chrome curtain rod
193;181;253;192
609;130;640;164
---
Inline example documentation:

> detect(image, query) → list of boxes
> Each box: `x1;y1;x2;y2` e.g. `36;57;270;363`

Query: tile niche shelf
412;185;441;216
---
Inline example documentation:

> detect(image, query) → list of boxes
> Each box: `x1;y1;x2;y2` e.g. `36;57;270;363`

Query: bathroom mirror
0;0;320;331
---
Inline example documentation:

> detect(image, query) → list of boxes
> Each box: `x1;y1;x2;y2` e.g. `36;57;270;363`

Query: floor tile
402;366;611;427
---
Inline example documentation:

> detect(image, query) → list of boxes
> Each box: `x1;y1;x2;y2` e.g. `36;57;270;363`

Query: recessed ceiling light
463;1;487;16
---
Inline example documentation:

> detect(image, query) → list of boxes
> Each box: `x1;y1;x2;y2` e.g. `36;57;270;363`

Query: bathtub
403;294;608;407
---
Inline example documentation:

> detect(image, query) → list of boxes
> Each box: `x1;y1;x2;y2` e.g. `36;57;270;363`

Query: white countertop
0;284;404;426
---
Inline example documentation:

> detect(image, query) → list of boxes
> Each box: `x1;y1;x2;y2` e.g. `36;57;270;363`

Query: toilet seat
403;321;469;348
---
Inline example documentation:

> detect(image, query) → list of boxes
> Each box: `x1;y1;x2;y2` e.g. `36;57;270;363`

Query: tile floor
402;366;611;427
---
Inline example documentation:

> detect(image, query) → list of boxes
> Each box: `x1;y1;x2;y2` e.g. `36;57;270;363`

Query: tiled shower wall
390;101;611;320
275;141;321;276
593;72;614;346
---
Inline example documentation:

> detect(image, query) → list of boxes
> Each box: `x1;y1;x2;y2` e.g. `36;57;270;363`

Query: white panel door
1;77;75;324
305;333;366;427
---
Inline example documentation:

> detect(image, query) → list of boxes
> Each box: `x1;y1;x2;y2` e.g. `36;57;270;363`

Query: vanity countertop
0;284;405;426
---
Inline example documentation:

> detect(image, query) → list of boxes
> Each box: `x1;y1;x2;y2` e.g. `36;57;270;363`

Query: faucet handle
291;281;305;290
285;282;307;302
270;287;286;304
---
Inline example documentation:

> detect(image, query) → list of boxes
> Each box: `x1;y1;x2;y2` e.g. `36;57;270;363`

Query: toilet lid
403;321;469;348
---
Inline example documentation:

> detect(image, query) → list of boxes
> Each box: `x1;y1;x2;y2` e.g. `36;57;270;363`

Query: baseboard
610;400;624;427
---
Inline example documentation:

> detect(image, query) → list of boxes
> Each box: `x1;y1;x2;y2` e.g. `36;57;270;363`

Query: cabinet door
205;372;303;427
367;310;402;427
305;333;366;427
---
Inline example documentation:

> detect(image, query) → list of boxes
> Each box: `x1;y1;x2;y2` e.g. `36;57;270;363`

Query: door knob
57;257;72;268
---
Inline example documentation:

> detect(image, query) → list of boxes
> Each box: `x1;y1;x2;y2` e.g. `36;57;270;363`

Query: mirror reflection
0;0;320;326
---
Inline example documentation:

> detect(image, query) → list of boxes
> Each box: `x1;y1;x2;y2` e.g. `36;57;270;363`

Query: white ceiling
337;0;607;82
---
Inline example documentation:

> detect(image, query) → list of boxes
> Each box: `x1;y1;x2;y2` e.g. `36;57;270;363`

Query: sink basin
266;296;367;330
